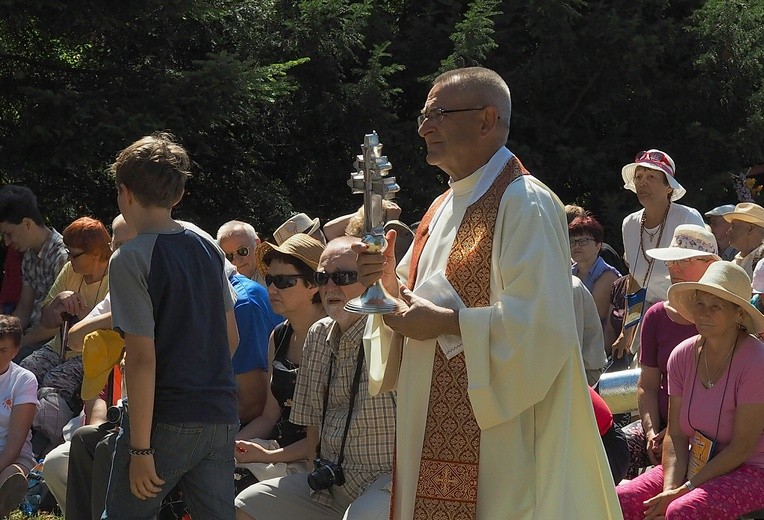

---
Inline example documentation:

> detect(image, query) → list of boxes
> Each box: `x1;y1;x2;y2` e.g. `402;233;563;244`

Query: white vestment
365;147;623;519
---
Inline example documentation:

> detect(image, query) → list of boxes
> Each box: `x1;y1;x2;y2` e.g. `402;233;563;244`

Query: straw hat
81;330;125;400
273;213;321;245
255;233;325;277
667;261;764;333
721;202;764;228
646;224;720;261
621;149;685;202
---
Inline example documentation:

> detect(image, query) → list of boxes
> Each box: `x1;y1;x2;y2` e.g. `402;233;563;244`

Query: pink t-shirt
640;301;698;421
668;334;764;469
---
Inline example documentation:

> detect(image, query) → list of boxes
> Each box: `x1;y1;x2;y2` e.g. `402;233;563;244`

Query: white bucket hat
646;224;720;261
622;149;685;202
705;204;736;218
668;261;764;333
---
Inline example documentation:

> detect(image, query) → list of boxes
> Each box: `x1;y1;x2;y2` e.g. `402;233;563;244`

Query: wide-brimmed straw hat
273;213;321;245
621;149;685;202
255;233;325;277
646;224;720;261
667;261;764;333
721;202;764;228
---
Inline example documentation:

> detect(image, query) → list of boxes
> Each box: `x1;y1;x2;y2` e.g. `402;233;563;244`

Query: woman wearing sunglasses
234;233;325;484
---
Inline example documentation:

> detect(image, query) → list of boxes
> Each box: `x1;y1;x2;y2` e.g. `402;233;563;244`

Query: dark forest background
1;0;763;248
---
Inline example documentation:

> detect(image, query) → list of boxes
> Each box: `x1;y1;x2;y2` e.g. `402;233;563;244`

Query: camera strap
317;341;365;468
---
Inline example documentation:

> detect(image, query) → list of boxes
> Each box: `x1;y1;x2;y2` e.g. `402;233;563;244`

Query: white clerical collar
429;147;514;233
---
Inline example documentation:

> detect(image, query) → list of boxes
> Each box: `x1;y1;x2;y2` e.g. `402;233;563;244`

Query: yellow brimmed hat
721;202;764;228
255;233;325;277
81;330;125;400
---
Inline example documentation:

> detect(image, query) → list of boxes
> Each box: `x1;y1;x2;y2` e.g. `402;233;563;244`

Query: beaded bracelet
129;447;156;456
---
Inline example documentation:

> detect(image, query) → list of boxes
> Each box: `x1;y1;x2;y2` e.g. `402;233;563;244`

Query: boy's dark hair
0;314;22;347
111;132;190;208
0;185;45;225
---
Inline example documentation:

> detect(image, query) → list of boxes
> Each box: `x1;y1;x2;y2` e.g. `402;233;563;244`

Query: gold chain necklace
701;336;737;388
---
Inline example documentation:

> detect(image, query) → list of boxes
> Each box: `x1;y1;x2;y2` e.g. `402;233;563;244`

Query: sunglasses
314;270;358;287
65;247;87;259
264;274;307;289
225;246;249;262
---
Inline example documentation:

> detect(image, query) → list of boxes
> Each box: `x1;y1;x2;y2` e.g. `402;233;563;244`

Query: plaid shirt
291;315;396;507
21;228;68;328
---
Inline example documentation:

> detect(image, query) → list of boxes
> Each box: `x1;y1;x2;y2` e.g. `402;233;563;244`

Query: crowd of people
0;66;762;520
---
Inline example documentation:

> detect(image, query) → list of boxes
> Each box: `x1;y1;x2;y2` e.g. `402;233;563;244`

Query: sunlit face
569;234;600;265
726;219;751;251
634;166;672;206
220;231;259;279
691;290;742;337
317;246;364;322
417;82;485;179
706;216;732;249
666;256;716;284
0;219;33;252
265;259;317;317
0;336;19;374
65;245;103;277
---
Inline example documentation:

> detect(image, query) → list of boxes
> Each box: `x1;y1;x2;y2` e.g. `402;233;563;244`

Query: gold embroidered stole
410;158;528;520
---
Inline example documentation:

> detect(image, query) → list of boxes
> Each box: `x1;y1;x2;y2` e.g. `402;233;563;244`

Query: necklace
638;203;671;276
701;336;737;388
642;226;659;241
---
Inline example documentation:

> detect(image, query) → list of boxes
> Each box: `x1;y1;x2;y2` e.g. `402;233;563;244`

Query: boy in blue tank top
103;132;239;519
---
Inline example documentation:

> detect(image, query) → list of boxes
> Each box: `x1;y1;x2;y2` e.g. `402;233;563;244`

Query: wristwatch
684;480;695;491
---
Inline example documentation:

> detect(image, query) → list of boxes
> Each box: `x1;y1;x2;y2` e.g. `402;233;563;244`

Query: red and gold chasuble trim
404;158;529;520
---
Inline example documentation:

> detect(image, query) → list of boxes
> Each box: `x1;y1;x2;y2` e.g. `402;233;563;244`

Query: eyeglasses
570;237;595;247
417;106;487;127
264;274;307;289
65;247;87;259
225;246;249;262
665;257;711;268
314;270;358;287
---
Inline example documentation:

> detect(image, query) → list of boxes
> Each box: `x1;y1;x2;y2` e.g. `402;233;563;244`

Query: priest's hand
353;229;400;298
383;288;459;341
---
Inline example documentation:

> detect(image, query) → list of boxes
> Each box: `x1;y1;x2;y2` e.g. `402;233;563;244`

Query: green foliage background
1;0;762;248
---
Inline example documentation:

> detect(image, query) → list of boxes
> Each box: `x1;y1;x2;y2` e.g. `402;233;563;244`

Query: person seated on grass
0;314;38;518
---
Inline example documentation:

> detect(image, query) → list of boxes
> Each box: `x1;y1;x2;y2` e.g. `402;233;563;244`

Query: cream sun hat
621;149;685;202
273;213;321;245
667;261;764;333
646;224;720;262
721;202;764;228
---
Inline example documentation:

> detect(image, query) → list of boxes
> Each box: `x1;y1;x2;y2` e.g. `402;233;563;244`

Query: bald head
433;67;511;140
111;214;137;251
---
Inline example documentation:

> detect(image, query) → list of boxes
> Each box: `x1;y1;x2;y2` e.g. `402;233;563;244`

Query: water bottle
20;493;41;515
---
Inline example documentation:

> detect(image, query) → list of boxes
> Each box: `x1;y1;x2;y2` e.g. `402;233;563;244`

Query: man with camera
235;236;396;520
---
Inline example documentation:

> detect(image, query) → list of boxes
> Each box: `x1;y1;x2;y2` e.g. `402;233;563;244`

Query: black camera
307;458;345;491
106;405;123;425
